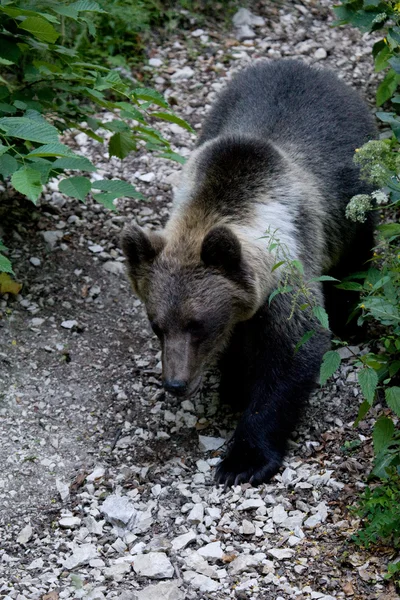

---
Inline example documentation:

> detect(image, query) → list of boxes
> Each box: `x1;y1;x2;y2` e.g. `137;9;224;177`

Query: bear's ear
121;224;165;275
201;226;242;274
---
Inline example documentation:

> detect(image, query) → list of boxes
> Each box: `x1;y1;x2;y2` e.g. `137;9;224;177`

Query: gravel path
1;2;398;599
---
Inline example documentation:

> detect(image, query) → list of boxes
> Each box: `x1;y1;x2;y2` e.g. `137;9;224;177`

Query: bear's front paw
214;439;283;487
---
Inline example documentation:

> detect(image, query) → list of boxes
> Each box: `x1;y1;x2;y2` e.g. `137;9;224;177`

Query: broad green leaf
354;399;370;426
92;192;117;210
0;154;19;177
108;132;137;159
358;367;378;404
0;36;21;63
385;386;400;417
378;222;400;239
52;5;79;19
373;416;395;453
0;103;17;114
132;87;169;109
271;260;285;272
376;111;400;139
59;176;91;201
18;16;59;44
313;305;329;330
11;167;42;203
294;329;315;354
335;281;364;291
320;350;341;385
52;157;96;172
0;117;58;143
26;143;76;158
0;252;13;274
0;144;8;156
309;275;339;283
91;179;143;199
69;0;106;12
375;44;391;72
371;446;400;479
151;111;194;133
157;150;187;165
376;70;399;107
27;158;53;184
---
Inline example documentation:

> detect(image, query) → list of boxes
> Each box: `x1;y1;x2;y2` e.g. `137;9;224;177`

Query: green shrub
0;0;193;272
333;0;400;583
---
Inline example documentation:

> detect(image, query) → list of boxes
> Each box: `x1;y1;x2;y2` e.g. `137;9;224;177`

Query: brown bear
121;59;376;486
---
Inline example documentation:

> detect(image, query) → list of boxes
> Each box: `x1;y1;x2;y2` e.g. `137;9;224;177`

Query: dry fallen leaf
342;581;355;596
42;592;59;600
0;273;22;295
222;553;237;564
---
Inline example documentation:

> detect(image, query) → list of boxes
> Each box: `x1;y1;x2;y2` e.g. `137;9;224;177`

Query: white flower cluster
345;194;373;223
371;189;389;205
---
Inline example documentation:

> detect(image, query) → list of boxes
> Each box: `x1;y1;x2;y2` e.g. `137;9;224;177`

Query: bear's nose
163;379;188;396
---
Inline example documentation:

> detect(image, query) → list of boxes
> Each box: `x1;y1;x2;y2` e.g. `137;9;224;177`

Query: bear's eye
150;321;163;338
186;320;205;337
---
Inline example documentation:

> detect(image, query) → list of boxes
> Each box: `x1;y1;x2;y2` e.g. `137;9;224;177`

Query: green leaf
0;154;19;177
92;192;117;210
373;416;395;453
151;111;194;133
0;252;13;274
335;281;364;291
358;368;378;405
385;386;400;417
271;260;285;272
376;70;399;107
309;275;339;283
354;399;370;427
108;132;137;159
312;305;329;330
59;176;91;201
91;179;143;199
371;446;400;479
69;0;107;12
320;350;341;385
294;329;315;354
132;87;169;109
0;144;9;156
18;16;59;44
268;285;293;306
0;36;21;63
52;5;79;19
11;167;42;203
26;143;76;158
376;111;400;140
0;117;58;143
375;44;391;72
52;156;96;172
291;259;304;275
157;150;186;165
378;222;400;239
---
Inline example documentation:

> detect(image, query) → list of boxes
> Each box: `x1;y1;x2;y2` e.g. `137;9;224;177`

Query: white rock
242;519;255;535
101;494;138;530
198;541;223;561
272;504;288;525
267;548;295;560
314;48;328;60
64;543;98;570
61;320;78;329
59;517;81;529
183;571;221;592
88;244;103;253
199;435;225;452
75;132;88;145
17;524;33;545
281;467;296;485
104;562;131;581
188;503;204;524
229;554;260;575
206;507;221;520
139;172;155;183
56;478;70;501
84;516;104;536
196;459;210;473
103;260;125;276
171;67;195;82
171;531;197;551
282;511;306;531
288;535;302;546
41;230;63;247
29;257;41;267
232;8;265;27
27;557;43;570
30;318;44;327
191;28;205;37
134;582;184;600
304;514;322;528
235;24;256;41
238;498;265;511
149;58;162;67
184;552;218;578
316;501;328;522
133;552;174;579
86;466;105;482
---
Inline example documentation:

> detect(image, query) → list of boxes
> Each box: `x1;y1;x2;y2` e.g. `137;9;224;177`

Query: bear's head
121;223;257;397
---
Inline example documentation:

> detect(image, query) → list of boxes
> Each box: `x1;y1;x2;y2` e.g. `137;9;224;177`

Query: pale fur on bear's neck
163;138;326;309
